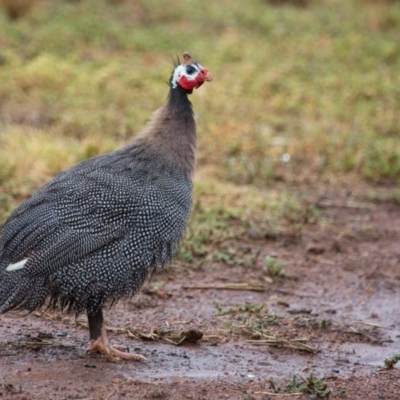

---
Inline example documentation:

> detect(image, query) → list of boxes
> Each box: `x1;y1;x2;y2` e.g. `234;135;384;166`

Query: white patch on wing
6;258;28;272
171;63;203;88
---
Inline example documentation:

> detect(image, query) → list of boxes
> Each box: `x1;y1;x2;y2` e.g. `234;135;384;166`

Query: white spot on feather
6;258;28;272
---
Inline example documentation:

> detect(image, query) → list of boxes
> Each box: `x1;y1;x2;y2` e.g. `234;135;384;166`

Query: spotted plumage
0;52;213;361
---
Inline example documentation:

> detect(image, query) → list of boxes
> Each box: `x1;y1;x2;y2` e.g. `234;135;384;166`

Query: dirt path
1;186;400;399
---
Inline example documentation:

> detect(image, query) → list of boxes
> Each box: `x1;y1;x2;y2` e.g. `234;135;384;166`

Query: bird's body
0;52;212;361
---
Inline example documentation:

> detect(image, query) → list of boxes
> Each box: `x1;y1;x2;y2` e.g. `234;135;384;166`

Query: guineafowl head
170;52;213;94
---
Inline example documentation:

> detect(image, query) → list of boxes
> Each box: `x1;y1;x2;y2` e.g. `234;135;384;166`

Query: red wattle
177;68;211;90
178;75;197;91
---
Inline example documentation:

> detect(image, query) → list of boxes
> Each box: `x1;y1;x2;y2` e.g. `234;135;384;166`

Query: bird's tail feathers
0;271;49;314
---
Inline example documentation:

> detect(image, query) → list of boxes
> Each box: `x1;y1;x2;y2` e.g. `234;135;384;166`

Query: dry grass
0;0;400;251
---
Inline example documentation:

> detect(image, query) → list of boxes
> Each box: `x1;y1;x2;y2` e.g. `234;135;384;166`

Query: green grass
268;374;332;398
177;179;312;263
1;0;400;240
264;256;285;277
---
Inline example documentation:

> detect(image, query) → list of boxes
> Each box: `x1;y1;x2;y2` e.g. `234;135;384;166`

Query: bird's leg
86;309;146;362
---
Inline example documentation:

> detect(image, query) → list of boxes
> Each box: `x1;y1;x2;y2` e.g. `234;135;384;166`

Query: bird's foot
87;336;146;362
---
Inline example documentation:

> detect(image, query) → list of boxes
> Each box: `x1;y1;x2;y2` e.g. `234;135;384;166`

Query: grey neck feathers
131;87;197;178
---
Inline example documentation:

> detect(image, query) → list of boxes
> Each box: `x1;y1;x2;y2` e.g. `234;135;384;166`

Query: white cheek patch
171;63;203;89
171;65;185;88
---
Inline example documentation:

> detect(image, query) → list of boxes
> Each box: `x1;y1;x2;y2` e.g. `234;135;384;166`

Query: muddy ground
1;184;400;400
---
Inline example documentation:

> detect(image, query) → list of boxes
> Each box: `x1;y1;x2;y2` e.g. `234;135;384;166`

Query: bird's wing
0;154;148;278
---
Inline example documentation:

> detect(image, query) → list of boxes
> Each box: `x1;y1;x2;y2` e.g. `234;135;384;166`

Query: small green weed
212;249;237;264
214;302;225;316
267;378;281;393
268;374;332;398
305;204;322;224
287;374;331;398
292;317;332;330
264;256;285;277
252;314;279;332
142;280;165;295
383;354;400;369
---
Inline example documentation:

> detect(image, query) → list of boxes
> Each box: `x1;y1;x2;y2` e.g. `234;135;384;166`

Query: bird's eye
186;66;196;75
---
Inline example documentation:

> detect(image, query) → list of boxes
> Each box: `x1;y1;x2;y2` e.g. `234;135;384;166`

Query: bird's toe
110;346;146;361
87;339;145;362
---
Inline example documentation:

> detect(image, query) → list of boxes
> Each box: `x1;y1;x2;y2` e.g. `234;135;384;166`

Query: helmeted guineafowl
0;52;213;361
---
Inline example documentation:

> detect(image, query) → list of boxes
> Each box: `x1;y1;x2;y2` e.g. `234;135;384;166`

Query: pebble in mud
37;332;54;339
247;374;255;381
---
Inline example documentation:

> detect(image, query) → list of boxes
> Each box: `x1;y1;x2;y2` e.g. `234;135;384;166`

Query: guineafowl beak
202;69;213;82
195;68;213;89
